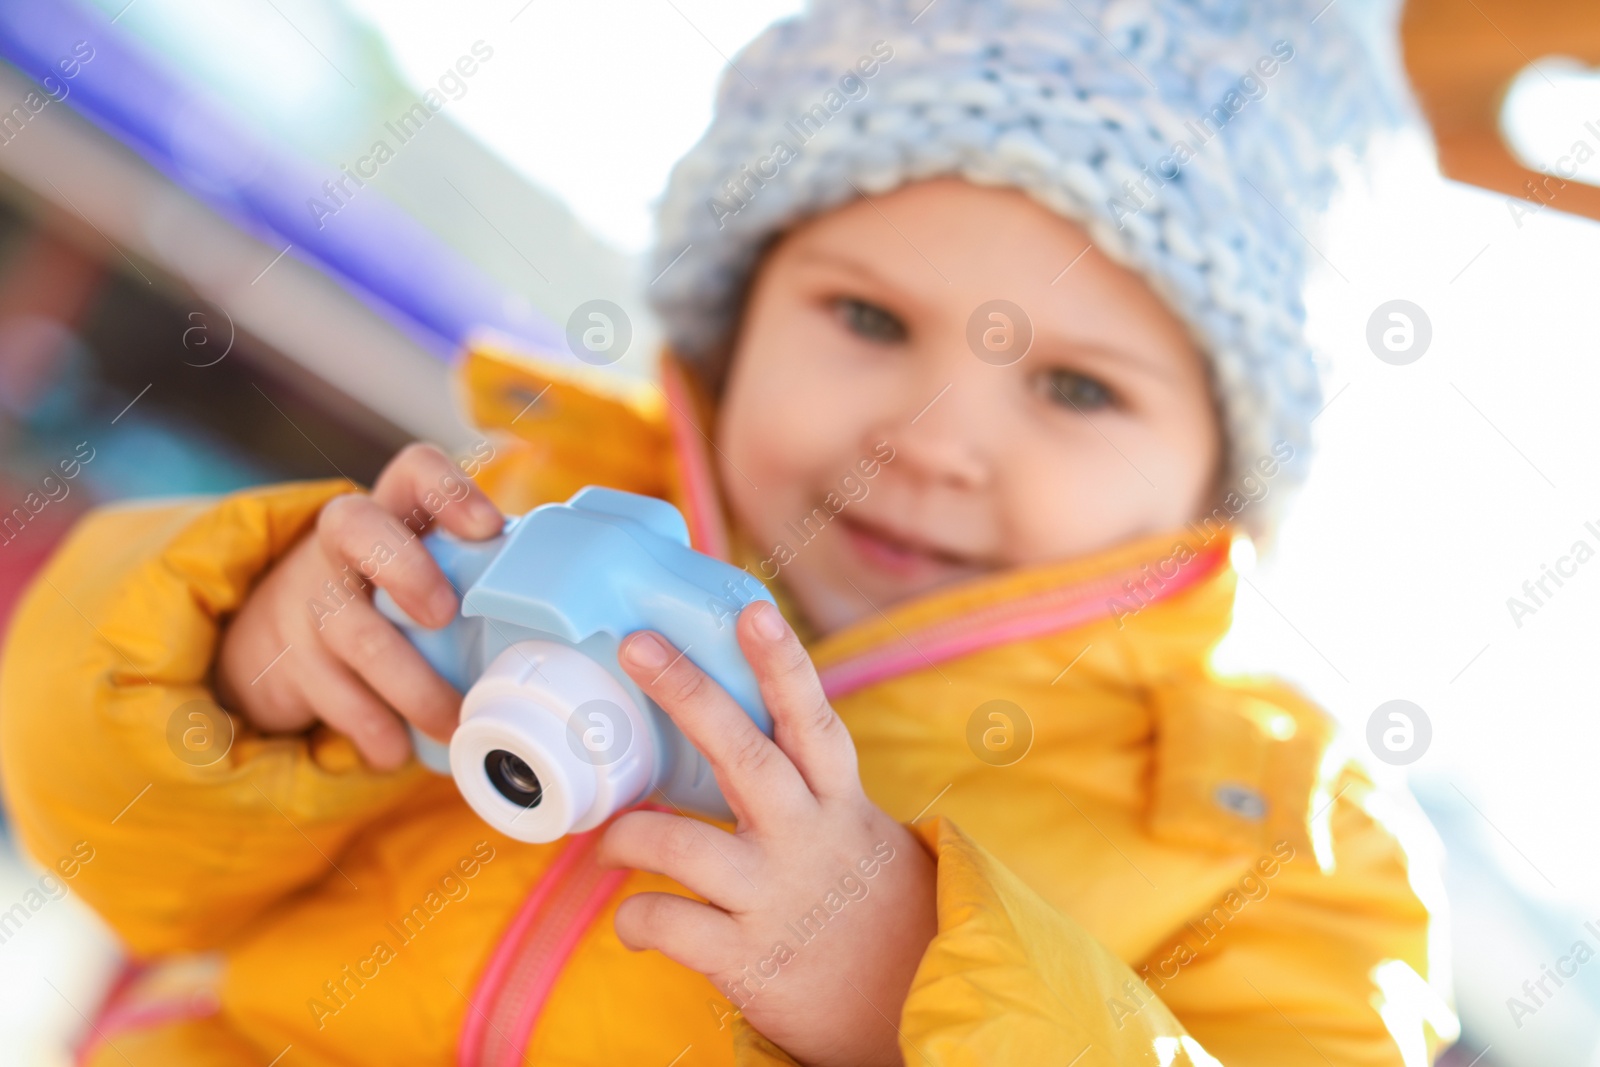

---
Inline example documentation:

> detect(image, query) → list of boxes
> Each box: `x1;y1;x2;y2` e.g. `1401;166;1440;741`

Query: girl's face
714;178;1222;635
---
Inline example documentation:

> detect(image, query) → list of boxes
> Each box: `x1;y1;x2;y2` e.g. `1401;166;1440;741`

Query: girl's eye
834;297;906;343
1038;368;1115;412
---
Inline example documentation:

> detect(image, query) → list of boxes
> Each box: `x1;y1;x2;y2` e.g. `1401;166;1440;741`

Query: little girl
0;1;1455;1064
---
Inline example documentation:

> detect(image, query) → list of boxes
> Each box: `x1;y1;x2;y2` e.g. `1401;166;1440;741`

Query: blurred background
0;0;1597;1063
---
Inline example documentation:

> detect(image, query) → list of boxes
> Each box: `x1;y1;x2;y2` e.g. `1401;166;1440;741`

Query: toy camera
373;486;774;844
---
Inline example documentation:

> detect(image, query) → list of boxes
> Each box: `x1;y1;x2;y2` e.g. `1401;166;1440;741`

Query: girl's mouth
838;513;971;580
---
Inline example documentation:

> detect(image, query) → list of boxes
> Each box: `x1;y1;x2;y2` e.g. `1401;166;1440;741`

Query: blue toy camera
374;486;774;843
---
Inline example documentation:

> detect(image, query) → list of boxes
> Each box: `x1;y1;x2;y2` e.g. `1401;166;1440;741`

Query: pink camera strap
72;955;224;1065
455;820;631;1067
456;361;730;1065
458;799;679;1067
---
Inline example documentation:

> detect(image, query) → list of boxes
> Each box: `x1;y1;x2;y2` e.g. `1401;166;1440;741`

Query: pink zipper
817;542;1228;700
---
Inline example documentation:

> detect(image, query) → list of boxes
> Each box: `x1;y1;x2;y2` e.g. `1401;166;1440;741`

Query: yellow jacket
0;342;1455;1066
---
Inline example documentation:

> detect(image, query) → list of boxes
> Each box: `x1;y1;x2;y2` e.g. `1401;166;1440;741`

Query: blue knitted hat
647;0;1415;538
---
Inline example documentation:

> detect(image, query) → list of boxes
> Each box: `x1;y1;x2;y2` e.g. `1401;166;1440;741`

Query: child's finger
316;493;458;629
736;601;862;801
597;810;758;911
292;648;413;770
318;597;462;743
372;441;502;541
618;631;813;827
612;890;739;974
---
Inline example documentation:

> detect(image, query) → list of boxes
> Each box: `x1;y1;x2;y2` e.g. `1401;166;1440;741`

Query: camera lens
485;749;542;808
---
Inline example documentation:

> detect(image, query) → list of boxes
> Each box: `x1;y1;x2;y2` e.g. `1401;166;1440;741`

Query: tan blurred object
1403;0;1600;220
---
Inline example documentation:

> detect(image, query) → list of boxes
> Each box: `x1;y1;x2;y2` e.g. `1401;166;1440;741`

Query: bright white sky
343;0;804;254
1231;137;1600;908
354;2;1600;904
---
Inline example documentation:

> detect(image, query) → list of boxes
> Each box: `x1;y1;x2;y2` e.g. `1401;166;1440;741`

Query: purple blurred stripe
0;0;566;361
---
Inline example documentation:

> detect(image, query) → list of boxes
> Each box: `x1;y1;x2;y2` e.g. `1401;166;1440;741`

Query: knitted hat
647;0;1416;539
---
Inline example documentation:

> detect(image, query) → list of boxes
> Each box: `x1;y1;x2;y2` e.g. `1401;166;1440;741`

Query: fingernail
471;497;502;531
430;587;458;624
752;601;787;641
625;632;670;668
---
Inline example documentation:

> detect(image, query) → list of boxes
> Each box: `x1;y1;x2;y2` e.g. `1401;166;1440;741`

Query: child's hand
600;600;937;1067
214;443;504;770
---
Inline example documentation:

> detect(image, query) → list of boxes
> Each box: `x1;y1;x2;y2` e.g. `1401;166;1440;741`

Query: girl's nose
872;376;991;491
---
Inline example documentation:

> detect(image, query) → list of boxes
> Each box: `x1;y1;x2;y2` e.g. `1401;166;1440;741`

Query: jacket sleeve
0;477;430;956
732;777;1453;1067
